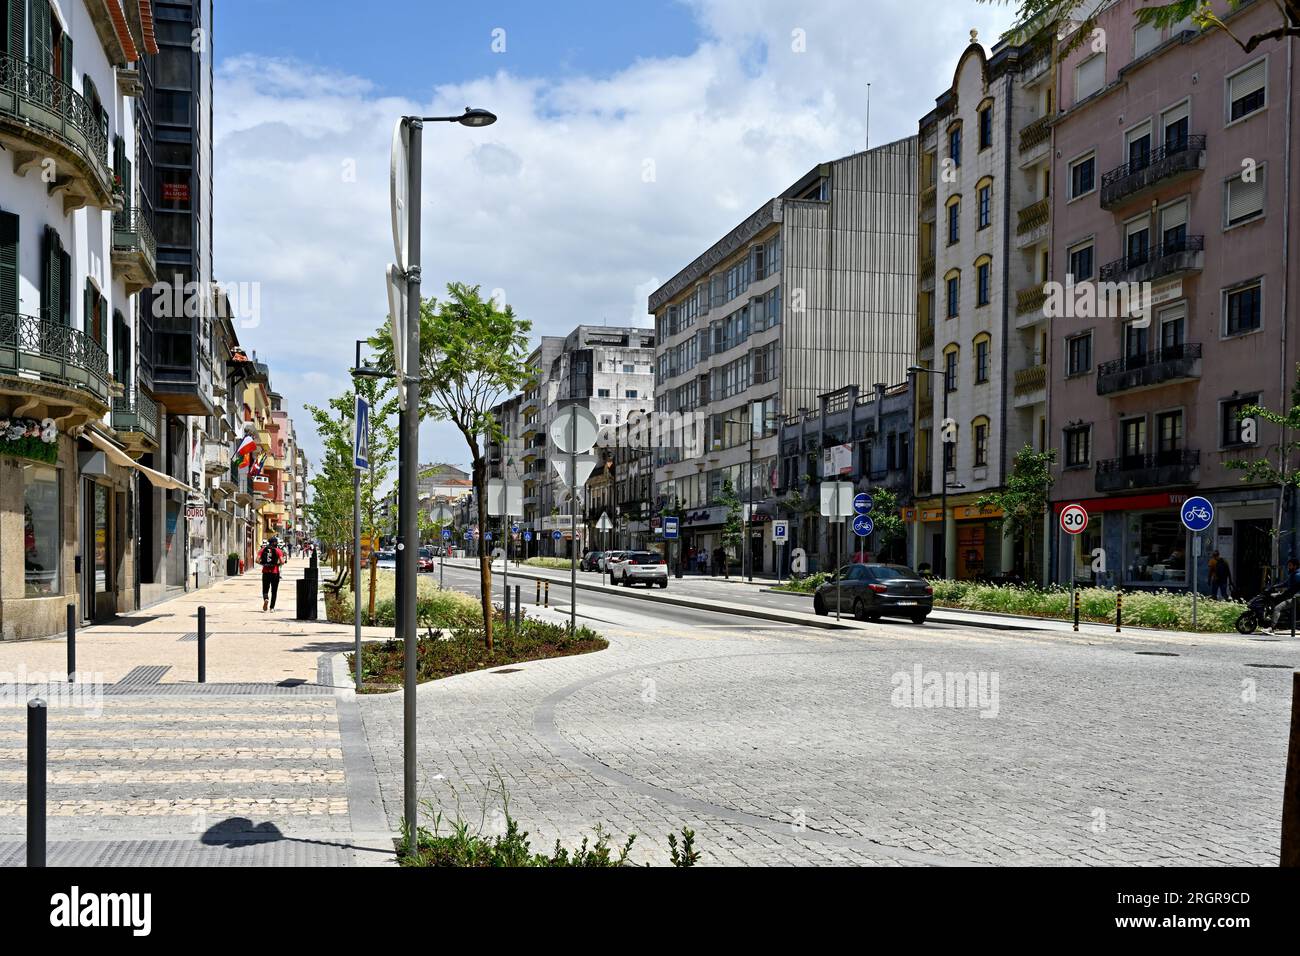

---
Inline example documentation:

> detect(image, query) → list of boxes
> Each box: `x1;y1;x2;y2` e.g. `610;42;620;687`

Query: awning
83;428;192;492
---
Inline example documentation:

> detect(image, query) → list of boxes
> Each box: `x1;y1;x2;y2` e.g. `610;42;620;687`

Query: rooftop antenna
865;82;872;151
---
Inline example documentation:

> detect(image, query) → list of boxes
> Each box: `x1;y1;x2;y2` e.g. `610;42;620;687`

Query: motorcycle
1235;583;1298;635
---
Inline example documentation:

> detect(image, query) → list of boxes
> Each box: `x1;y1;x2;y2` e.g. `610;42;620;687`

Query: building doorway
1234;518;1272;598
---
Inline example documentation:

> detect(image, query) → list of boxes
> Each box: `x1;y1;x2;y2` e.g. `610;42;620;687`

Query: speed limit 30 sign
1059;503;1089;535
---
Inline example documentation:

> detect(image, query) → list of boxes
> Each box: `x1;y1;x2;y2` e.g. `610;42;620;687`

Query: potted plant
226;552;240;576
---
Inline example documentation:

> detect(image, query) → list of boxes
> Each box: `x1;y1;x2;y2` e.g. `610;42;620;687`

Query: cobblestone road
359;576;1297;866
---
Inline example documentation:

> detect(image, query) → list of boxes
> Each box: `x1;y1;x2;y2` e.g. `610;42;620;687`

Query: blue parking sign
663;516;679;540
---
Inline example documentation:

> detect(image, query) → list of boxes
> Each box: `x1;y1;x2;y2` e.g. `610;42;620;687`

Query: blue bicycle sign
1180;496;1214;533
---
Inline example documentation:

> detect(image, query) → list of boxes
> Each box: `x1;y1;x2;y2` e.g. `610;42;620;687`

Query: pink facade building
1046;0;1300;596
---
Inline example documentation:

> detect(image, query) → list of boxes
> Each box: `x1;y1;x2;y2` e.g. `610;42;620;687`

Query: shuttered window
29;0;51;73
0;211;18;316
1133;22;1159;59
3;0;27;61
1228;60;1266;121
1225;168;1265;226
1075;53;1105;101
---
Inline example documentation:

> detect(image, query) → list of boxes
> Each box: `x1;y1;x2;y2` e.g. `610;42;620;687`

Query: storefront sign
1053;492;1188;514
822;443;853;477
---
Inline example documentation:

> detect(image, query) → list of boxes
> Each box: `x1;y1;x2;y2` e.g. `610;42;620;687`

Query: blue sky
213;0;1015;477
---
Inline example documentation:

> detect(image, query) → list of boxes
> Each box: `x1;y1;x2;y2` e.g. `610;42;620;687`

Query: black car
580;550;605;572
813;564;933;624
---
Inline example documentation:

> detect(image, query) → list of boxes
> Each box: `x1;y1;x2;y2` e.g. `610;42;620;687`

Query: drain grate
1135;651;1180;657
115;665;171;686
177;631;198;642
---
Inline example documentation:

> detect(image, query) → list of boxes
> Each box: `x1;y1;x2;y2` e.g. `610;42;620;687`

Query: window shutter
4;0;24;61
1075;54;1105;100
57;247;70;324
1133;22;1159;59
60;32;71;86
30;0;51;73
0;211;19;315
83;280;92;337
1227;172;1264;223
1229;60;1265;105
1161;200;1187;232
41;227;58;320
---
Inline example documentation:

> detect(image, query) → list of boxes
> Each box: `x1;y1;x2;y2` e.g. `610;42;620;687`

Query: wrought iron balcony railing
1096;343;1202;395
1100;135;1206;208
112;206;158;264
111;388;159;442
0;54;111;190
1098;235;1204;284
0;312;111;405
1095;449;1199;493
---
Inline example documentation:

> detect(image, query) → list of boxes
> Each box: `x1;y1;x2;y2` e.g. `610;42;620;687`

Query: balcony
1013;363;1047;404
920;181;936;207
1016;197;1050;249
918;254;935;286
0;312;111;411
918;325;935;350
1018;115;1051;165
1095;450;1199;493
1096;343;1201;396
204;443;233;473
1015;284;1047;322
917;470;933;496
111;207;158;295
111;388;159;455
0;56;114;212
1100;136;1206;209
1098;235;1204;285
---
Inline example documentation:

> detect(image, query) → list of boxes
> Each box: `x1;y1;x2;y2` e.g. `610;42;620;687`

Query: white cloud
214;0;1015;484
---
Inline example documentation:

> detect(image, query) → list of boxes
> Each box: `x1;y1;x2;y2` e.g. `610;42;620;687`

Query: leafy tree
866;487;906;563
1225;366;1300;567
984;0;1300;57
717;478;743;575
370;282;532;650
305;379;399;618
977;446;1055;582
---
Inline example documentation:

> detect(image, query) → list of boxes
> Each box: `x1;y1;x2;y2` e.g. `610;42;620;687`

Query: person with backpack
259;535;285;612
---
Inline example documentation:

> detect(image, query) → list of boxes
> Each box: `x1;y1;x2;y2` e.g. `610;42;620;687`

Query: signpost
821;481;854;620
772;519;789;585
487;478;523;623
853;493;874;562
551;404;600;633
663;515;679;579
1180;495;1214;629
1059;503;1089;631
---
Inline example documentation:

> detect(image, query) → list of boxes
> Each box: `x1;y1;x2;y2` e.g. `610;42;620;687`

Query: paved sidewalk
0;562;396;866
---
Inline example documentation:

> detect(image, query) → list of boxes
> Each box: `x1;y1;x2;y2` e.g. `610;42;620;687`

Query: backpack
259;545;279;569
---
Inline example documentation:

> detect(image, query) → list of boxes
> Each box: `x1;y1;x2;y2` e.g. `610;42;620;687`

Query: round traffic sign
552;530;563;541
549;405;601;454
511;524;519;534
852;514;874;537
1180;495;1214;532
1059;503;1088;535
853;492;874;514
465;530;476;539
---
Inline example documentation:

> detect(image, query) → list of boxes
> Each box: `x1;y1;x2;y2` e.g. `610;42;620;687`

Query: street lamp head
457;108;497;128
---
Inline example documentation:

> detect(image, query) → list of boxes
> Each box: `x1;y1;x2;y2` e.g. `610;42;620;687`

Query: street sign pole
570;415;577;635
353;466;361;692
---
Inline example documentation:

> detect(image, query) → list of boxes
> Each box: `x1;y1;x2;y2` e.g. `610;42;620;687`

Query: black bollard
1115;591;1123;633
1072;591;1080;632
535;580;541;606
66;604;75;684
27;699;46;868
198;606;207;684
544;582;549;608
504;584;512;631
514;586;521;628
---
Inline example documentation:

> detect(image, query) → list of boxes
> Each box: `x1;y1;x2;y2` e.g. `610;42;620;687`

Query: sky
212;0;1018;482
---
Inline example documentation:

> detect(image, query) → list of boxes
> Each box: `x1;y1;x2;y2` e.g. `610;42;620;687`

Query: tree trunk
368;553;377;625
473;456;494;651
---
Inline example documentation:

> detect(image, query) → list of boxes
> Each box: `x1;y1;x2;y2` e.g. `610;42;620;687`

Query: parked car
813;564;932;623
612;550;668;588
417;555;435;573
600;550;627;572
375;550;397;571
581;550;605;572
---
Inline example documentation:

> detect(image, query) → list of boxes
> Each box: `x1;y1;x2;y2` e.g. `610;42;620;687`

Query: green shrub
522;557;572;570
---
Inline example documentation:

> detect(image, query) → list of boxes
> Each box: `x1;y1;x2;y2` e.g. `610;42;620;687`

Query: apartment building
650;138;918;572
490;325;654;557
910;28;1057;582
0;0;204;636
1046;0;1298;597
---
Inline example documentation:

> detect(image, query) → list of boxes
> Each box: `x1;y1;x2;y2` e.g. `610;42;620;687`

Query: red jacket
259;546;285;574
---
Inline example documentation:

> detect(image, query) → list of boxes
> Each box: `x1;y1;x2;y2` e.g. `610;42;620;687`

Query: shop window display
1125;511;1187;585
23;465;61;597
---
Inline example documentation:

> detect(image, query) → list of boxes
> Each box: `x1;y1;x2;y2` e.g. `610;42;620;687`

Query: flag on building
234;433;256;468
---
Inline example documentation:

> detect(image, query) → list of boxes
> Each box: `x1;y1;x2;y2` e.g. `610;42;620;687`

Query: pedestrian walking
1210;550;1233;600
258;535;286;612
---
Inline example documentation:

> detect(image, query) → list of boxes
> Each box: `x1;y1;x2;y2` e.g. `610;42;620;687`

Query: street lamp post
394;107;496;838
908;365;952;578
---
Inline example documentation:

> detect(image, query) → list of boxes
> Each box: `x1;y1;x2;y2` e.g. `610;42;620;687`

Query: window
1126;219;1150;265
1160;199;1188;249
1064;426;1091;467
597;388;611;398
949;124;962;167
1162;101;1189;151
1068;241;1094;281
623;363;635;374
973;418;989;467
1122;417;1147;460
978;104;993;150
1224;281;1262;335
945;271;960;318
977;182;991;229
1069;154;1095;198
1222;394;1259;447
974;335;990;383
1075;53;1106;101
943;440;956;472
624;389;638;399
947;198;960;244
1125;511;1187;585
23;465;62;597
975;259;991;306
1156;410;1183;456
944;346;958;393
1066;333;1092;375
1133;21;1160;59
1225;167;1265;226
1227;59;1266;122
1126;122;1152;173
0;211;19;315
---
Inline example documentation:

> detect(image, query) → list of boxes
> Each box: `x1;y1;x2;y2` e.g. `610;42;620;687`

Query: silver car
600;550;627;572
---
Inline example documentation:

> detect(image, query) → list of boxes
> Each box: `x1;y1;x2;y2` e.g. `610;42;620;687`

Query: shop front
903;501;1006;579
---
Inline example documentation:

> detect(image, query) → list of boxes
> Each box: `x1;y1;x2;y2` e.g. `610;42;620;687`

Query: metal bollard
27;699;46;868
544;582;550;608
504;585;512;630
1283;673;1300;866
1072;591;1080;632
66;604;76;684
198;606;207;684
1115;591;1123;632
535;580;541;606
514;586;521;628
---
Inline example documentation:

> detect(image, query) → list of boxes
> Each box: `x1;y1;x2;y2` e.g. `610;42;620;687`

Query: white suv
613;550;669;588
